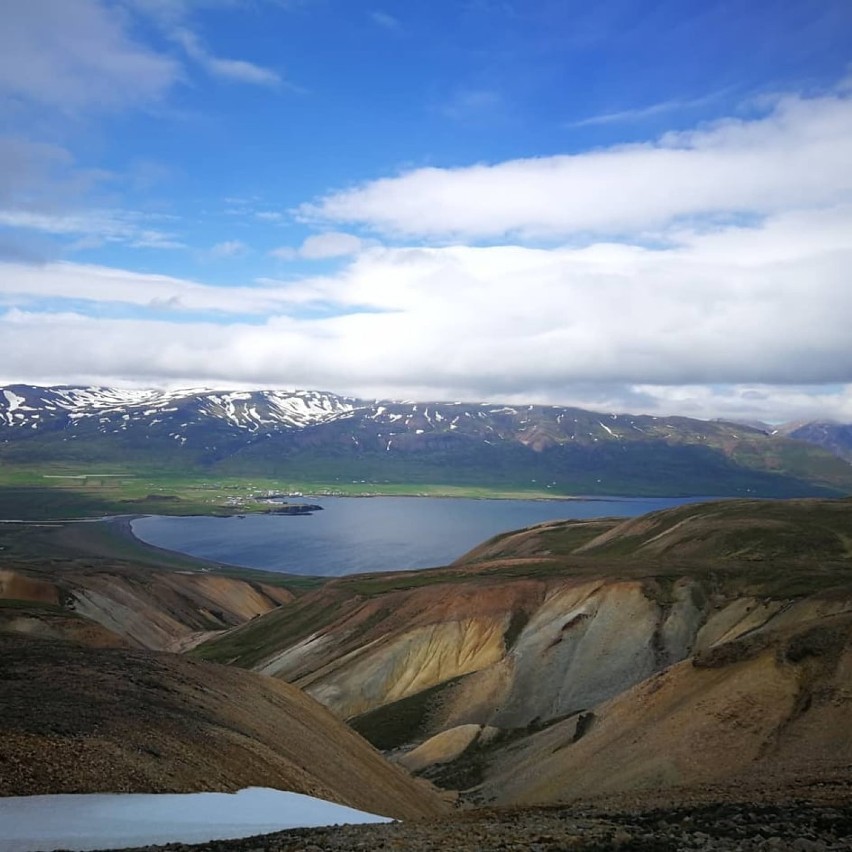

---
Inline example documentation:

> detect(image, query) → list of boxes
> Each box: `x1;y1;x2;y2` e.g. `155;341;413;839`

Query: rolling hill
2;495;851;847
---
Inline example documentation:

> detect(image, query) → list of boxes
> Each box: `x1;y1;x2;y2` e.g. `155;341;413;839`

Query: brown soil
0;634;448;821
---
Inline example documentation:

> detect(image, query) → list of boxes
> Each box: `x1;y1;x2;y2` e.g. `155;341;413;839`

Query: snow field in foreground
0;787;393;852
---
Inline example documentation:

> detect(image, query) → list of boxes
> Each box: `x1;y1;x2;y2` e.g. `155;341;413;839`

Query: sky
1;0;851;423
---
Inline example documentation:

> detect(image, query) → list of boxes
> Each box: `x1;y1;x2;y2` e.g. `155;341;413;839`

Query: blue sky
1;0;851;422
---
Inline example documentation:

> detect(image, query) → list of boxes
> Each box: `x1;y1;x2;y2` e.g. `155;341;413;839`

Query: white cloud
0;138;75;203
0;138;110;253
2;203;852;420
568;91;726;127
626;384;852;425
0;209;184;250
369;11;401;31
301;87;852;240
0;0;179;111
0;261;310;314
210;239;248;257
3;79;852;422
172;27;281;86
271;232;363;260
126;2;289;88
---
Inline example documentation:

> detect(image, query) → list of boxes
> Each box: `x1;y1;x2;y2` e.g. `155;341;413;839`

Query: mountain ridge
1;384;851;498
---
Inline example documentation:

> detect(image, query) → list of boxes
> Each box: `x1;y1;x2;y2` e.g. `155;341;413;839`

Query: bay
131;495;708;577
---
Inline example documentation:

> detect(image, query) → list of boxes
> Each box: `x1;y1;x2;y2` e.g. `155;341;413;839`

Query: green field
0;462;582;521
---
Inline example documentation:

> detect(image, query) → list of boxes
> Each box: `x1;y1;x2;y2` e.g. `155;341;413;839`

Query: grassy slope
457;497;852;598
0;463;589;521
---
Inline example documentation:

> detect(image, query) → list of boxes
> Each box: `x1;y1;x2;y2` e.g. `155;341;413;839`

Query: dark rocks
100;801;852;852
692;634;770;668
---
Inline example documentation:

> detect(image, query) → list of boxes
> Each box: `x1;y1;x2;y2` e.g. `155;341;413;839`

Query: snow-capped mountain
1;384;851;497
0;386;358;434
0;384;716;447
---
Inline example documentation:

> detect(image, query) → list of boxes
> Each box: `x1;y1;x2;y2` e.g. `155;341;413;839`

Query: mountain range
1;384;851;497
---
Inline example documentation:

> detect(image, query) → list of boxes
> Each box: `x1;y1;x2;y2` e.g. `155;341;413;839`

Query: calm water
131;496;706;577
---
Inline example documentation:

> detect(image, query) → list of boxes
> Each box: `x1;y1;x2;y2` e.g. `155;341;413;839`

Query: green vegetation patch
0;463;602;522
348;677;463;750
191;593;350;667
533;520;622;555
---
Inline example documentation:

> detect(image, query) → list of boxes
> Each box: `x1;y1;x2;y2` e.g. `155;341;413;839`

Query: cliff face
477;608;852;805
251;577;702;730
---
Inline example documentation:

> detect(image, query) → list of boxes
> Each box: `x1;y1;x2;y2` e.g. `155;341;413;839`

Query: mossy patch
503;609;529;651
348;677;463;750
692;634;771;668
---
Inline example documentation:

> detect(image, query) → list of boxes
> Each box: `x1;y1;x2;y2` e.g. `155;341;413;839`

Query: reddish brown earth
0;634;448;820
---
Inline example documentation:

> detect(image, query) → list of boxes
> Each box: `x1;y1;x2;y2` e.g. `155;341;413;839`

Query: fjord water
132;496;705;576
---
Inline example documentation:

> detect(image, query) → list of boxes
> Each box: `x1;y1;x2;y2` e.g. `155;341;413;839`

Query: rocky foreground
105;794;852;851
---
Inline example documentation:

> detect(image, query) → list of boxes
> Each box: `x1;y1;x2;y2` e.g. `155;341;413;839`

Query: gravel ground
107;799;852;852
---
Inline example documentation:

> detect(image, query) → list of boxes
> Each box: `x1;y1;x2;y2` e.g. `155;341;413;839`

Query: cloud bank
3;74;852;422
0;0;179;111
2;200;851;420
300;89;852;240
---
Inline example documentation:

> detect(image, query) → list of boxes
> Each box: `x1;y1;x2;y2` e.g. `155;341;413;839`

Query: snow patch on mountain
0;386;357;435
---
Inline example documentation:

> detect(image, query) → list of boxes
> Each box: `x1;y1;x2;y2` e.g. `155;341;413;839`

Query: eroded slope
194;498;852;805
475;609;852;805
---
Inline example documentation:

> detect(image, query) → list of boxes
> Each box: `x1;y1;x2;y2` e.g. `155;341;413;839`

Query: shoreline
104;515;330;585
0;492;673;526
106;514;263;575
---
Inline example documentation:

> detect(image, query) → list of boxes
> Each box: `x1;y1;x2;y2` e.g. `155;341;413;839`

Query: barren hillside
194;498;852;806
0;635;448;820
